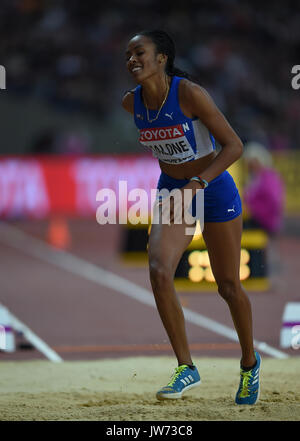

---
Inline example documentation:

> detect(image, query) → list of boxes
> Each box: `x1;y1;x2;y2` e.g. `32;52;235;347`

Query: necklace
143;76;170;123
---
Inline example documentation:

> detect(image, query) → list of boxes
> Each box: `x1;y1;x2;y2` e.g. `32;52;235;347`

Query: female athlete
122;30;261;405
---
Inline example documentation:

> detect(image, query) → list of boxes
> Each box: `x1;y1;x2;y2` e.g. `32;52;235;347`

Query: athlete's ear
158;54;167;64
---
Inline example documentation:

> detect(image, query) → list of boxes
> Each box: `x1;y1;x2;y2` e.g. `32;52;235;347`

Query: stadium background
0;0;300;421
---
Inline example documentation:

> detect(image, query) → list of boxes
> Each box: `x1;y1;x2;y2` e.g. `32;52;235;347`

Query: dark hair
137;30;191;80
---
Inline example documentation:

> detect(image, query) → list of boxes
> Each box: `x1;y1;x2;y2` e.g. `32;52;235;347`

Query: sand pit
0;356;299;421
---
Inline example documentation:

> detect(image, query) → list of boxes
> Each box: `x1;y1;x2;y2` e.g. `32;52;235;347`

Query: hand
161;181;203;225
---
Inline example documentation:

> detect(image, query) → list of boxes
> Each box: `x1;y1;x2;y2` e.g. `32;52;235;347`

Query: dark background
0;0;299;155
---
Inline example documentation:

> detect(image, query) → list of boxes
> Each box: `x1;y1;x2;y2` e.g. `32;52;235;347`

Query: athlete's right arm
122;91;134;114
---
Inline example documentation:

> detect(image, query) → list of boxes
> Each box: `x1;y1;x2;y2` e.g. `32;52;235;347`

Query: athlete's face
126;35;166;82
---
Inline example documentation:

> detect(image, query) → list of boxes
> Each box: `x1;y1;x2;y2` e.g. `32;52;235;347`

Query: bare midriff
159;151;217;180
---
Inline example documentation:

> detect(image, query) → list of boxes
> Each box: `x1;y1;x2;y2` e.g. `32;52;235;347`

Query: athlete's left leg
202;215;256;368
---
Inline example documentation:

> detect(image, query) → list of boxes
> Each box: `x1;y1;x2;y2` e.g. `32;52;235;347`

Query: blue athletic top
133;76;215;165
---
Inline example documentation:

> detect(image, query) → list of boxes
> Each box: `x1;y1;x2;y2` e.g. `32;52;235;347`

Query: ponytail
137;30;192;81
167;66;192;80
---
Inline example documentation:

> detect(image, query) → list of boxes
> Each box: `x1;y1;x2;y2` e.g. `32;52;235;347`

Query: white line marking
0;302;63;363
0;222;289;359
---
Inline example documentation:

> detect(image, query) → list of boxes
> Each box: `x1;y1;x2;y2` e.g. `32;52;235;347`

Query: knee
149;260;172;292
217;280;241;303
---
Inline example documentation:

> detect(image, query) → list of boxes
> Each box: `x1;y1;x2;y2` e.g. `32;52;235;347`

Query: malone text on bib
139;124;195;164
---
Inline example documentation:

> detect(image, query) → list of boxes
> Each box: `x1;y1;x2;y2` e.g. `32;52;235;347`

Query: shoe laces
167;365;188;387
239;369;253;398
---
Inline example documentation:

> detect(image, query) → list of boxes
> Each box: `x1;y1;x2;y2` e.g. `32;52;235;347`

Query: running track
0;219;299;362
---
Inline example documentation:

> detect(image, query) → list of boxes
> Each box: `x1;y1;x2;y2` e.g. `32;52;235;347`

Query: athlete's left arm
180;80;243;183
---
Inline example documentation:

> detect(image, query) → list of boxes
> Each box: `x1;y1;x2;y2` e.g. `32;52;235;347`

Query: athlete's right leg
148;216;195;366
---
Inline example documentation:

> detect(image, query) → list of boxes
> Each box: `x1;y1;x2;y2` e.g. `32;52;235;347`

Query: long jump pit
0;356;299;421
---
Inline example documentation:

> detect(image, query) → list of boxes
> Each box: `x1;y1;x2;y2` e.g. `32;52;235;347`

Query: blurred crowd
1;0;300;151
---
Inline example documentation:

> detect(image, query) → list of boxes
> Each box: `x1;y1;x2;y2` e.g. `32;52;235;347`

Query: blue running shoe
235;351;261;405
156;364;201;400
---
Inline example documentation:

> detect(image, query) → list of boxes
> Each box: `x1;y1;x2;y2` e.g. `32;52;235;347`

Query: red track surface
0;219;299;361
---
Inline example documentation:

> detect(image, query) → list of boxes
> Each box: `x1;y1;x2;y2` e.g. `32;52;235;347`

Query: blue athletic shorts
156;170;242;222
